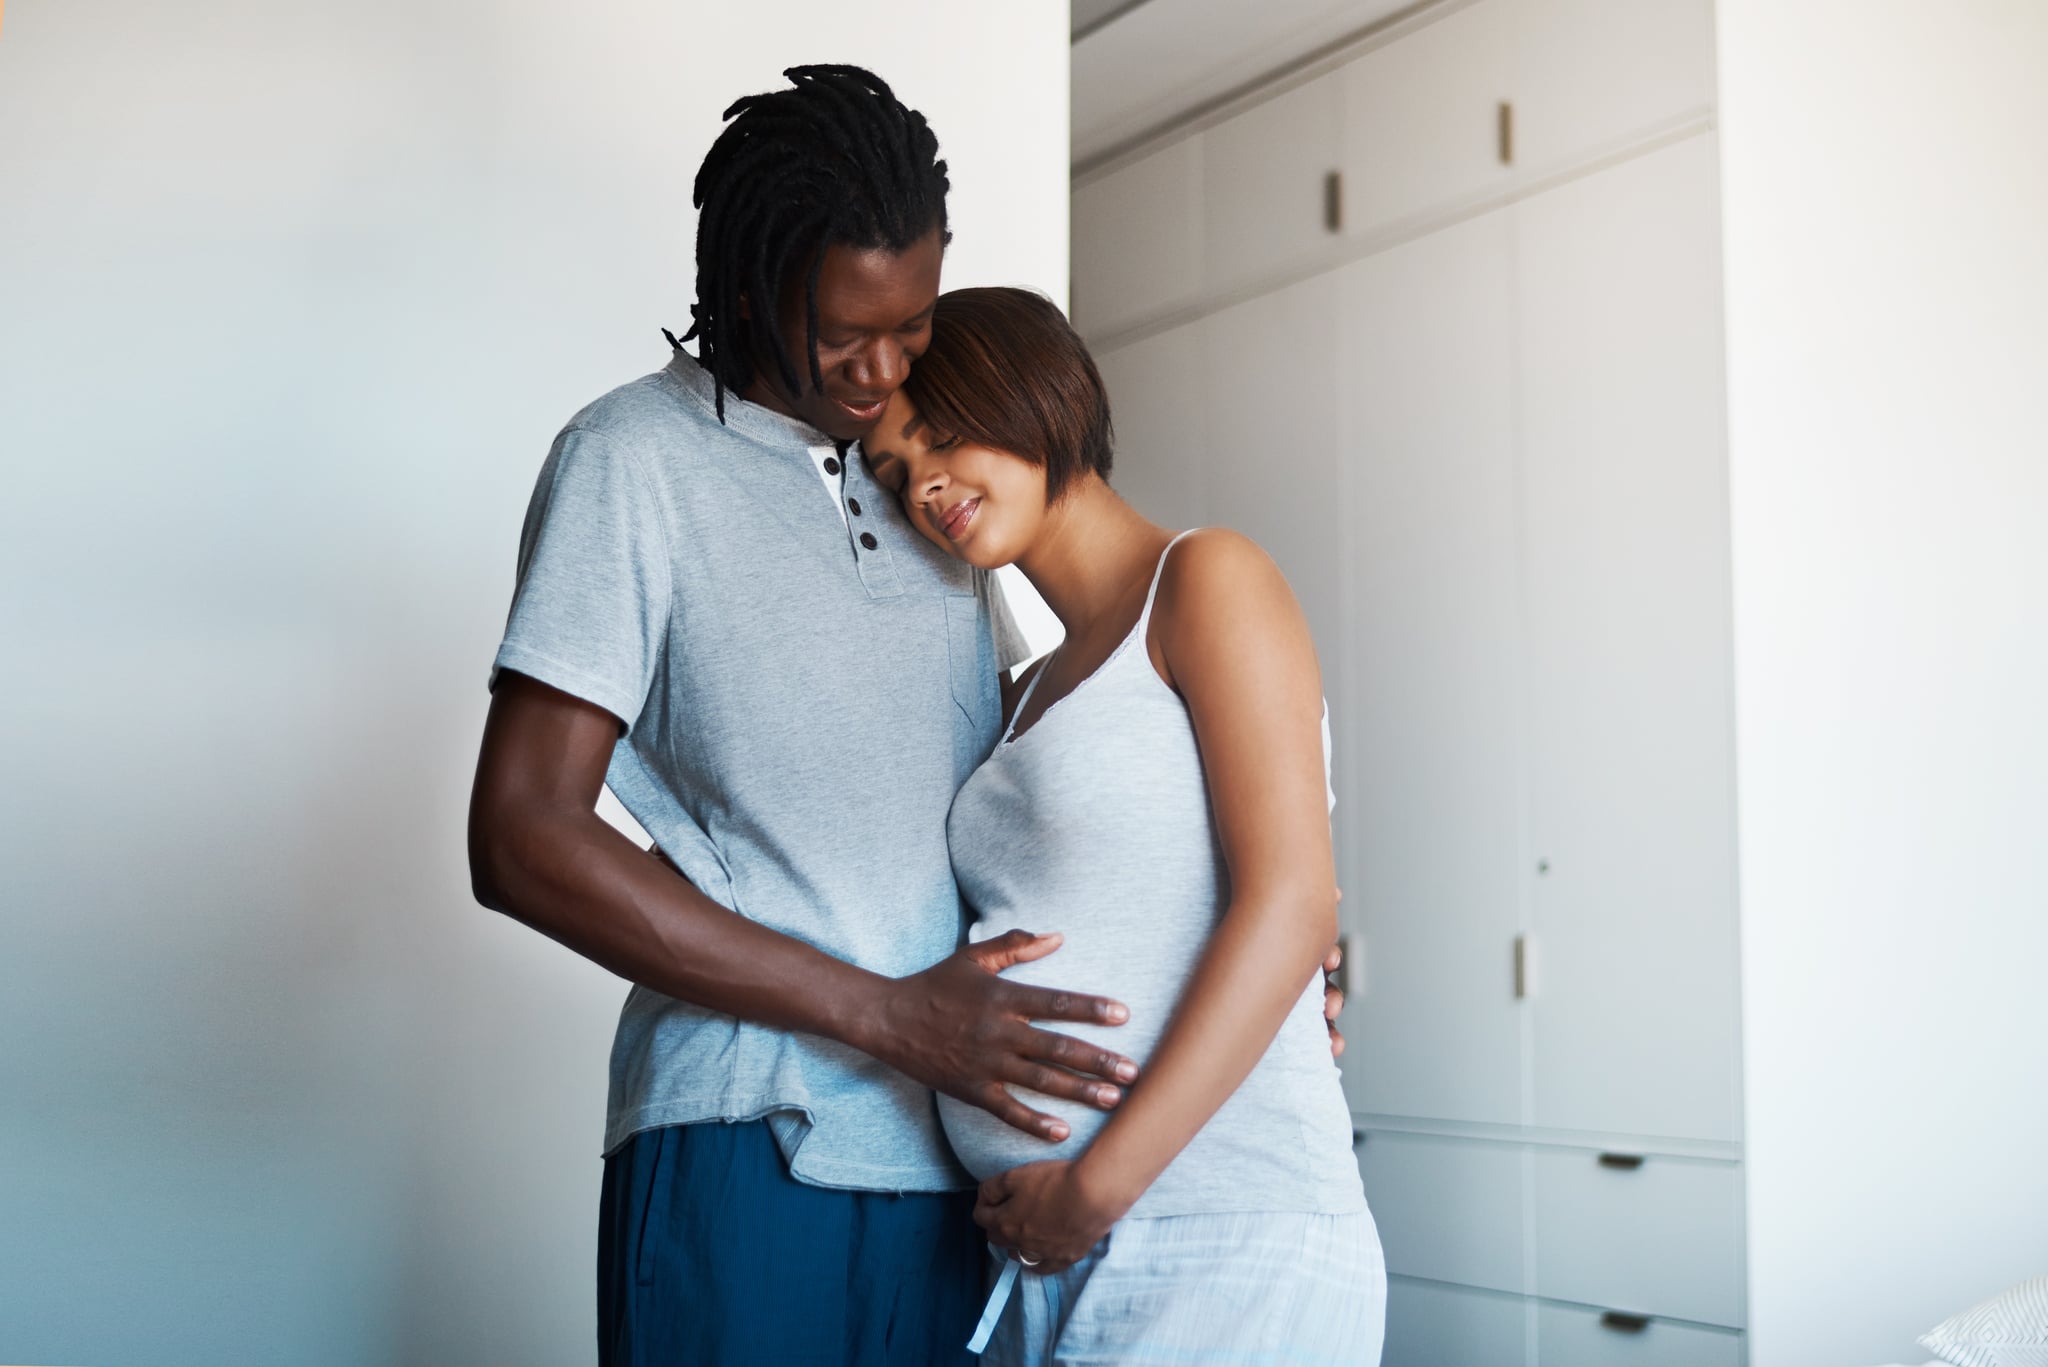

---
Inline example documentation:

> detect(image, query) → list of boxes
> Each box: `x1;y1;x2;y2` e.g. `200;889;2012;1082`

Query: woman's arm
974;530;1338;1265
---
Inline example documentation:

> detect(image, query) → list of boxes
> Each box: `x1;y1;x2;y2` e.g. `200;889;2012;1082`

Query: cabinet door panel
1095;323;1209;532
1202;72;1341;297
1337;0;1512;239
1337;210;1524;1126
1515;134;1740;1142
1385;1276;1529;1367
1509;0;1716;179
1072;138;1203;339
1197;277;1345;677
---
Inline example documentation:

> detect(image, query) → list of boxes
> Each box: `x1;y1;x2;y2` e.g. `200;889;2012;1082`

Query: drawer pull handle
1600;1312;1651;1334
1597;1152;1645;1170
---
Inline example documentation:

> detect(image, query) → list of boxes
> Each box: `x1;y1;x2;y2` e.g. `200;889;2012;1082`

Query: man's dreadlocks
673;64;951;421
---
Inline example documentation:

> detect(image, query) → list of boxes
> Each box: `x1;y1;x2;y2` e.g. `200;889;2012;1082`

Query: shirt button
848;498;863;517
823;457;842;476
859;532;878;551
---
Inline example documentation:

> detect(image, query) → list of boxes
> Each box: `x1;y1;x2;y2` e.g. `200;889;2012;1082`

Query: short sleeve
492;426;671;728
976;567;1036;673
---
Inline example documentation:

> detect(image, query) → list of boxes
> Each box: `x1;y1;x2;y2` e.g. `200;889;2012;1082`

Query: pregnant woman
861;287;1385;1365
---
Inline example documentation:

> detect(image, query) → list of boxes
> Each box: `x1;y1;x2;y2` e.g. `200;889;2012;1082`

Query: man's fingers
1330;1026;1347;1059
1323;942;1343;975
1009;984;1129;1027
967;929;1061;973
1018;1025;1138;1085
978;1083;1070;1142
1000;1056;1122;1111
1324;986;1344;1021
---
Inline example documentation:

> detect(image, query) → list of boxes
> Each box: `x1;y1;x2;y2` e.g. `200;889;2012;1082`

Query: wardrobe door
1071;137;1204;340
1196;275;1346;689
1514;133;1741;1143
1336;209;1524;1126
1508;0;1717;180
1094;322;1210;532
1336;0;1512;239
1201;71;1342;297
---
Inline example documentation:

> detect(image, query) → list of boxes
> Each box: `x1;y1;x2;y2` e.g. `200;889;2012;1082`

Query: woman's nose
912;464;949;508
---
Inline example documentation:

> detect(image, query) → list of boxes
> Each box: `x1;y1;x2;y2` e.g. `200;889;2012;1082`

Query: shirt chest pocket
944;594;999;749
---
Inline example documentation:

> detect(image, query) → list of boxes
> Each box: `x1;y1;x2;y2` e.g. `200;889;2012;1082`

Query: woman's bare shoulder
1153;528;1299;627
1148;529;1313;686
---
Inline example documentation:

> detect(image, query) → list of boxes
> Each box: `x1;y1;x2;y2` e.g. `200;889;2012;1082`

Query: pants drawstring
966;1254;1024;1354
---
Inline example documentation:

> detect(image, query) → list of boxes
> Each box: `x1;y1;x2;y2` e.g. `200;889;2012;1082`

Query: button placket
844;442;905;599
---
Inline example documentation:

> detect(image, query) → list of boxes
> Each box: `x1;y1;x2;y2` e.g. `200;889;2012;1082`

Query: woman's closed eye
864;451;907;494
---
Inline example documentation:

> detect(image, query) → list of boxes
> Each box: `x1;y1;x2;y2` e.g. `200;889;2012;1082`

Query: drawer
1536;1301;1744;1367
1071;137;1204;339
1385;1275;1527;1367
1358;1131;1524;1294
1532;1148;1744;1327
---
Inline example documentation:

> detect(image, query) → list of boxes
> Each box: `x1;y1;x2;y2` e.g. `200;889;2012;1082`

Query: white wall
0;3;1066;1363
1717;3;2048;1363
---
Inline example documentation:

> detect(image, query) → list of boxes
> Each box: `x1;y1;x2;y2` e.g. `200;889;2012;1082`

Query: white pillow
1920;1276;2048;1367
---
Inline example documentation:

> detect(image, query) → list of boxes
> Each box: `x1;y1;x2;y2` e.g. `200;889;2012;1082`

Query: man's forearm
471;798;887;1050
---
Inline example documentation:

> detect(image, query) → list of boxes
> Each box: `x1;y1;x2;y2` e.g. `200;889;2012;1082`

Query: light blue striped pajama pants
975;1208;1386;1366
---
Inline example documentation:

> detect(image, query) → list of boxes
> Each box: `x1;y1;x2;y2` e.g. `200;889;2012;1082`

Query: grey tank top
938;532;1366;1219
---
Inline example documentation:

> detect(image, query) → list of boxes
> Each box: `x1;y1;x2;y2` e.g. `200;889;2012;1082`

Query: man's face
743;227;944;442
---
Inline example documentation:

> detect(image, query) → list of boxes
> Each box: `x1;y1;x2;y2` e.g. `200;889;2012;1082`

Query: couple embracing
468;64;1385;1367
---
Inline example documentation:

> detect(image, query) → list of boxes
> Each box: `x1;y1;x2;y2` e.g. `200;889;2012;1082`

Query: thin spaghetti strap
1136;529;1203;640
1000;655;1052;745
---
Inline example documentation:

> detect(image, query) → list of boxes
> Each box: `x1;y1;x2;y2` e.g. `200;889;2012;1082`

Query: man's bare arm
467;672;1136;1139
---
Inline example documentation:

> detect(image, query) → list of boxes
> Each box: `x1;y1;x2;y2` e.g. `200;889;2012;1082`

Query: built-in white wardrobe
1074;1;1745;1361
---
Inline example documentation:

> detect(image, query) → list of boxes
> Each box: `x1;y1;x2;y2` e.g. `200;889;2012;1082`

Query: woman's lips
939;497;980;541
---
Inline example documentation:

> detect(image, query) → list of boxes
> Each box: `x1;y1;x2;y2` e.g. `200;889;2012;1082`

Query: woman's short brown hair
901;287;1114;502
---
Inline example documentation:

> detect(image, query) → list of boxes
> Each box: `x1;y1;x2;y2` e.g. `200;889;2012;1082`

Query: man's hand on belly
851;930;1138;1142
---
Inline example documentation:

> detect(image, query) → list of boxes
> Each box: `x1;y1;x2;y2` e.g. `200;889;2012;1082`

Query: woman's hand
973;1159;1134;1273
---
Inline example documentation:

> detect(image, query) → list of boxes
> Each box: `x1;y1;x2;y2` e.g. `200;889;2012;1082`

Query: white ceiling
1071;0;1417;166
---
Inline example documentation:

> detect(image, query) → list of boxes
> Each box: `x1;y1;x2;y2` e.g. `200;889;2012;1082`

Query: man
468;65;1342;1365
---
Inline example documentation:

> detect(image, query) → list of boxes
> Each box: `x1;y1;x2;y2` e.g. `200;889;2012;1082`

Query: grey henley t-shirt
493;353;1029;1191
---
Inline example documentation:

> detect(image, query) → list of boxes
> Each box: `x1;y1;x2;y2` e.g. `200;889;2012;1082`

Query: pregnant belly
938;920;1197;1182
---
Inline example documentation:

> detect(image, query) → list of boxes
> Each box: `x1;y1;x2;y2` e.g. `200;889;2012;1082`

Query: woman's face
861;391;1052;570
